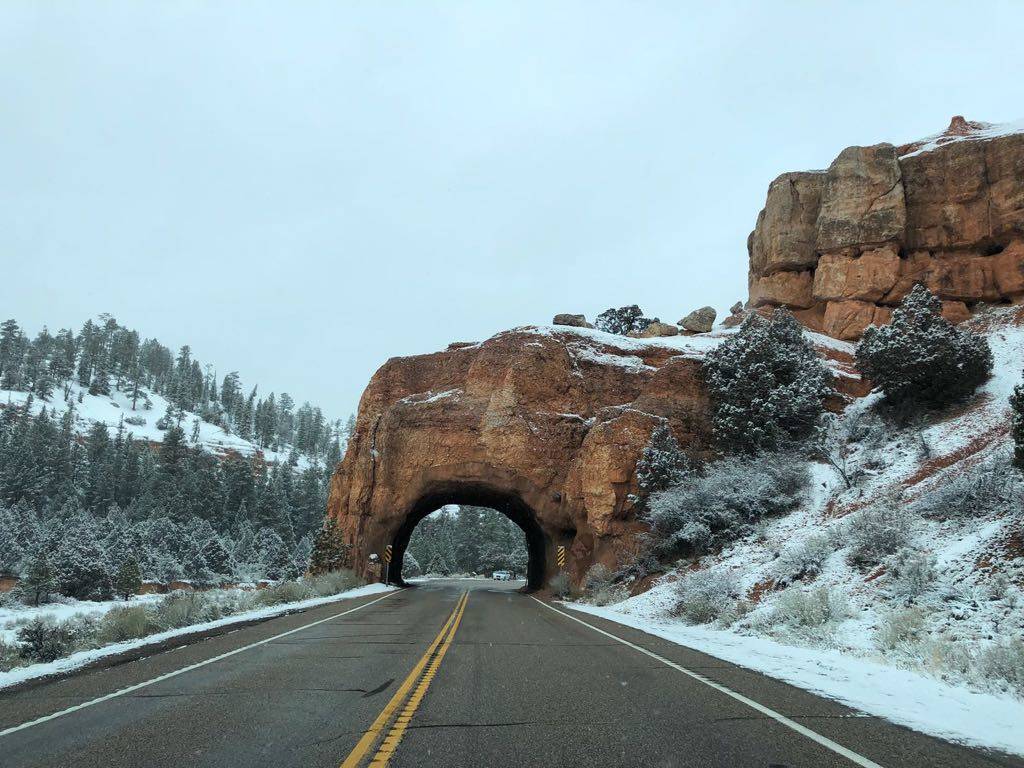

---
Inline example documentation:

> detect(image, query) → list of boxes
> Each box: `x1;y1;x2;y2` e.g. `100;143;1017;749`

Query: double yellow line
340;590;469;768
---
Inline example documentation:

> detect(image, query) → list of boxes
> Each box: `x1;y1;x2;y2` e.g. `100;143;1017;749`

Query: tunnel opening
389;484;548;591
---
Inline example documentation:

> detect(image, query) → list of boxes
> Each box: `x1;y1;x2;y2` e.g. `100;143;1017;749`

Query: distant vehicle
492;570;512;581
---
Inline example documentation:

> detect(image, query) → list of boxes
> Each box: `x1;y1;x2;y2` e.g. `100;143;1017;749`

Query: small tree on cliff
855;285;992;414
1011;372;1024;470
594;305;659;335
634;423;692;505
702;308;833;453
309;516;350;574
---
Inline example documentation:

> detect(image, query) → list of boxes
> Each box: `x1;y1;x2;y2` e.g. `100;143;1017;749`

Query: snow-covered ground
565;600;1024;757
0;594;165;645
0;380;302;465
0;583;396;691
569;305;1024;757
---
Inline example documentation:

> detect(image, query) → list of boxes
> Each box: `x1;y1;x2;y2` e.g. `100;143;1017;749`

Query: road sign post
383;544;393;585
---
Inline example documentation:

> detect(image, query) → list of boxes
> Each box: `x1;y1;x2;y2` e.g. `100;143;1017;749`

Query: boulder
677;306;717;333
631;321;679;338
722;301;747;328
553;313;594;329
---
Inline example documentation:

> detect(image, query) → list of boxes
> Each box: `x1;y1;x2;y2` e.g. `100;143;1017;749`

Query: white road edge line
0;590;400;739
531;597;884;768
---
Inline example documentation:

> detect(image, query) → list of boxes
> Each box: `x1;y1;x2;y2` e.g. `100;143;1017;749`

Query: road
0;579;1020;768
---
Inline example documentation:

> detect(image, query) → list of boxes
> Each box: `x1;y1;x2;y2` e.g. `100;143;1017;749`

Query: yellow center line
340;590;469;768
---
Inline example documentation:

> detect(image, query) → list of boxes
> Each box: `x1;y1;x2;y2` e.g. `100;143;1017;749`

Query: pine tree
856;285;993;413
309;516;350;574
702;308;834;453
21;548;56;606
1011;372;1024;470
635;422;691;500
113;554;142;600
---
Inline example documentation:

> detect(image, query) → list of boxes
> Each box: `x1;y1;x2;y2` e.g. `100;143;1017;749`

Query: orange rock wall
748;121;1024;339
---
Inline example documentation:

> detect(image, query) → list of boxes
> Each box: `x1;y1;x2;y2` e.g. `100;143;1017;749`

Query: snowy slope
572;305;1024;755
0;381;299;465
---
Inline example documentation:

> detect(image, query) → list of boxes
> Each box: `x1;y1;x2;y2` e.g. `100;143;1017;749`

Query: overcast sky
2;2;1021;417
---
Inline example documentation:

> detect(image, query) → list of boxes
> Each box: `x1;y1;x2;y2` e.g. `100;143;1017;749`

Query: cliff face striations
748;117;1024;339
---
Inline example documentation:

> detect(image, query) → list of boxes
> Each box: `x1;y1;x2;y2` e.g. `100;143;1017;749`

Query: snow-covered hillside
1;381;301;466
572;304;1024;754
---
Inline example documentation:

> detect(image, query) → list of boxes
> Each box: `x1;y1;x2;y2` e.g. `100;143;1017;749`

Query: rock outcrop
327;327;716;588
748;117;1024;339
326;324;867;588
553;313;594;328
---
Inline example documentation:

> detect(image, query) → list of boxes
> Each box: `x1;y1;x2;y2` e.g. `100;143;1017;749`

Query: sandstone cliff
748;117;1024;339
326;325;864;587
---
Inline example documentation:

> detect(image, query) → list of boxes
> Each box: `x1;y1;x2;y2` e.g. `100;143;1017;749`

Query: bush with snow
769;585;849;629
583;564;627;606
673;569;739;624
856;285;992;414
978;638;1024;697
593;305;658;335
772;534;834;587
842;497;917;567
16;616;80;662
645;453;809;560
1011;372;1024;470
908;449;1022;519
701;309;833;453
875;606;929;651
634;422;691;504
549;572;572;599
887;547;938;602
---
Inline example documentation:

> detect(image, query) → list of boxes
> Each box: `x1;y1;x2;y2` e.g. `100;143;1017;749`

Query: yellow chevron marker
340;591;468;768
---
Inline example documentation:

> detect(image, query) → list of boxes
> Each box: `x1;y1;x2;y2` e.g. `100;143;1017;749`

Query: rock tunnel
388;483;549;590
324;324;718;590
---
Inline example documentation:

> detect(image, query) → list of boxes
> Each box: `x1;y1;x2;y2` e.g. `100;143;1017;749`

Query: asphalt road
0;579;1020;768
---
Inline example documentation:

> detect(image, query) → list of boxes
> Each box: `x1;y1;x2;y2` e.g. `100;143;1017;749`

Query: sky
2;2;1022;418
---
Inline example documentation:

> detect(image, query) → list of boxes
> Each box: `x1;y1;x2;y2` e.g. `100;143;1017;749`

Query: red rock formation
326;327;716;589
327;323;869;588
748;117;1024;339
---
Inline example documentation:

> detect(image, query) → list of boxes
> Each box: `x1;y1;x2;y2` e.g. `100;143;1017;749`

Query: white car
492;570;512;581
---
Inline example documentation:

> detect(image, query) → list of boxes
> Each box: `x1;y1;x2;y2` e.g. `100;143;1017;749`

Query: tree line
404;506;528;577
0;314;350;458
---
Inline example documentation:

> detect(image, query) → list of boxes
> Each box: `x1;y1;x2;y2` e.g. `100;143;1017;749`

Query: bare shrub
773;534;833;586
673;570;738;625
888;547;938;602
156;592;219;629
0;638;25;672
98;605;159;643
307;570;358;597
549;573;572;599
842;497;916;567
875;607;928;651
977;638;1024;696
256;580;313;606
646;453;810;560
770;586;848;628
909;450;1022;519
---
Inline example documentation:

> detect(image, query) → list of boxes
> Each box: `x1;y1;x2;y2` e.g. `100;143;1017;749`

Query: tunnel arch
389;482;549;591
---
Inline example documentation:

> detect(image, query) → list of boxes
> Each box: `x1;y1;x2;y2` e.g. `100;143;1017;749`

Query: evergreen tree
309;516;350;574
594;305;658;335
113;554;142;600
635;423;691;501
1012;372;1024;470
702;308;833;453
21;548;56;606
856;285;993;413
